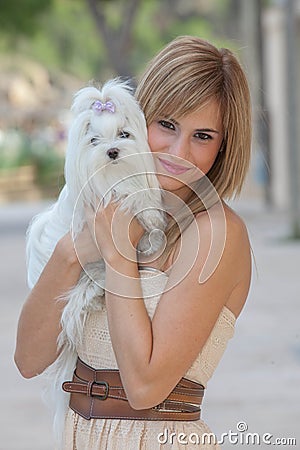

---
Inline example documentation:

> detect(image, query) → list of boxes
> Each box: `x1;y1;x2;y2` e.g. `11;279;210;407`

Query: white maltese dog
26;79;166;442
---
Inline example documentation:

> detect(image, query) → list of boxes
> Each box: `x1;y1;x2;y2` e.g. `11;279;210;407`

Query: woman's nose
168;137;189;159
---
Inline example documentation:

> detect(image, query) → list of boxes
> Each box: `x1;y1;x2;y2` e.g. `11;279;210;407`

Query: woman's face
148;100;223;200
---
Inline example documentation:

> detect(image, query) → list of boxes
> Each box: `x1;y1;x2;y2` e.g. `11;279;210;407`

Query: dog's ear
67;111;91;146
64;110;91;189
128;106;148;138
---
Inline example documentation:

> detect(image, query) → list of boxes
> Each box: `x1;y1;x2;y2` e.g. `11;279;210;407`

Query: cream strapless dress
63;268;236;449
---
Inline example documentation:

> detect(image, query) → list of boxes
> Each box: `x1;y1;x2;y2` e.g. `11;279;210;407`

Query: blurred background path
1;198;299;449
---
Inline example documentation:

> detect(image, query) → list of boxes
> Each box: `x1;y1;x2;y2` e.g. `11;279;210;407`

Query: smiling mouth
158;158;191;175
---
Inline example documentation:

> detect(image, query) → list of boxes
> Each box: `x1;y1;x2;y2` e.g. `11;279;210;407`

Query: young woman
15;36;252;449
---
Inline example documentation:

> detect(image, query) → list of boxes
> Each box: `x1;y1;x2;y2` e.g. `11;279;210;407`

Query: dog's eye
91;137;99;146
118;131;130;139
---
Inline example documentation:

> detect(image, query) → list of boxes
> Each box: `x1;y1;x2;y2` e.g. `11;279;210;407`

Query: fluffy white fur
26;79;166;444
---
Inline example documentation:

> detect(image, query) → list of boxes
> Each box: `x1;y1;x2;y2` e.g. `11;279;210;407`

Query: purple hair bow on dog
92;100;115;114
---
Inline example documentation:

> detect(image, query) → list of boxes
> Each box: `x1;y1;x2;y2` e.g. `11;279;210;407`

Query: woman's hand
85;203;145;267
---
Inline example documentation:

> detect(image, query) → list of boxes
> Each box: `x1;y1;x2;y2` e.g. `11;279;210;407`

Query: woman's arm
96;204;251;410
14;233;82;379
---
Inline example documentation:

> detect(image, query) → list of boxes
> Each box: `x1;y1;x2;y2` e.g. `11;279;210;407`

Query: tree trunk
86;0;142;77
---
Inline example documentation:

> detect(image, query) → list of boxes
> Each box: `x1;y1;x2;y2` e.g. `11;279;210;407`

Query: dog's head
64;79;159;205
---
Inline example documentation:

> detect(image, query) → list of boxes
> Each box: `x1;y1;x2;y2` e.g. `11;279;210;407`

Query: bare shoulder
196;201;250;252
194;201;251;318
221;202;252;318
194;200;250;252
223;202;250;244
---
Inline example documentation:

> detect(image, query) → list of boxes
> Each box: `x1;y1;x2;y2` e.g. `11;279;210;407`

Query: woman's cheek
148;125;165;153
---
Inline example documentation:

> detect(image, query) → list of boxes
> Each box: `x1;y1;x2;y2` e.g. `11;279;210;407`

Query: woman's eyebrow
195;128;220;134
168;117;179;125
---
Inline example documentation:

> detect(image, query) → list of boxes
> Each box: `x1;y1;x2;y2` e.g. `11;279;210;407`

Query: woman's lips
158;158;191;175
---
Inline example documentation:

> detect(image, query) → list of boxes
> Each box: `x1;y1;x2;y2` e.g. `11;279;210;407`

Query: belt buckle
92;380;109;400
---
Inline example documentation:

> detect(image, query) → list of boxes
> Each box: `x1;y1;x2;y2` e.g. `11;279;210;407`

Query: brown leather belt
62;358;205;421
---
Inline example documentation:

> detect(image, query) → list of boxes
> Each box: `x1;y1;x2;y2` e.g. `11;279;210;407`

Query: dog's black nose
107;147;119;160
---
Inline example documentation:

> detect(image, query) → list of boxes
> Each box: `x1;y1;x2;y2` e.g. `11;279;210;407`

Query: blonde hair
135;36;252;266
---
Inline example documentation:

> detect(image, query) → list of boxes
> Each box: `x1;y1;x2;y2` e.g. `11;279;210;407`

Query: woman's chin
157;175;193;199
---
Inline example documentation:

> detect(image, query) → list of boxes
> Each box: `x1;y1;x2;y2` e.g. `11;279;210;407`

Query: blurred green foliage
0;0;53;37
0;129;64;188
0;0;105;79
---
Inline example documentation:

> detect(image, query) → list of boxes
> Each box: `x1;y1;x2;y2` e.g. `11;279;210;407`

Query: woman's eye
195;132;212;141
119;131;130;139
158;120;175;130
